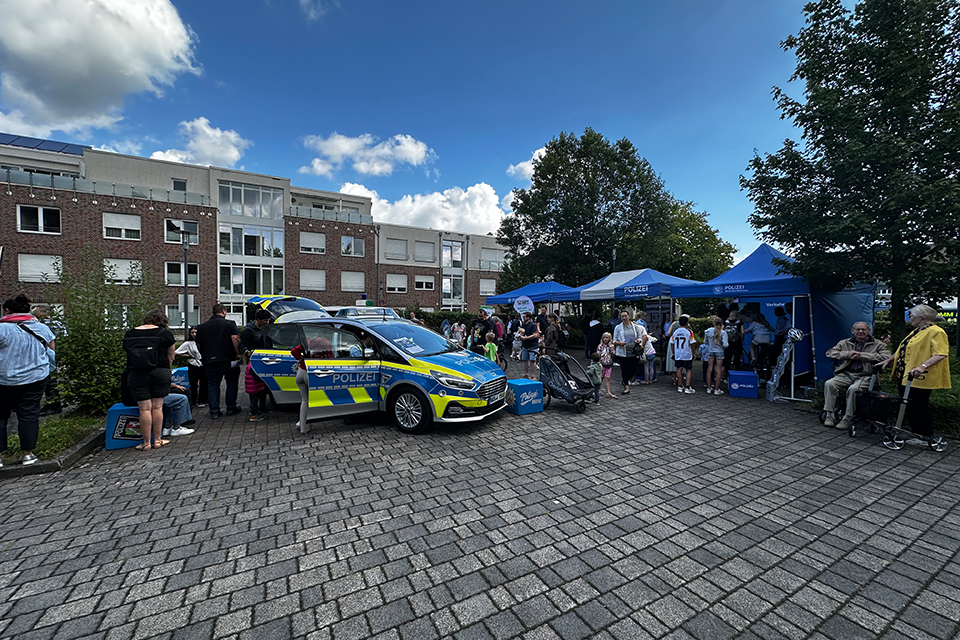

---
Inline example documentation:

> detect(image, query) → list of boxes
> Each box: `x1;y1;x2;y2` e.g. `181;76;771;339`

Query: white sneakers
22;453;38;465
684;387;696;394
162;426;195;437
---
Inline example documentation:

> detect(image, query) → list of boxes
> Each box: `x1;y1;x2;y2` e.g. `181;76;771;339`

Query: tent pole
808;294;817;395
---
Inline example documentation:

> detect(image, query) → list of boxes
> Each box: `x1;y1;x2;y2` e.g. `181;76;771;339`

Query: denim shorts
521;346;539;361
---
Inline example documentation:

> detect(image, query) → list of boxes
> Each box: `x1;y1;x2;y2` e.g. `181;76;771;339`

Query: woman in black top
124;309;176;451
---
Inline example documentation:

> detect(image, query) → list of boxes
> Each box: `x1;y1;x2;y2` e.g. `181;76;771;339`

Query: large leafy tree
497;128;674;290
498;129;734;292
742;0;960;329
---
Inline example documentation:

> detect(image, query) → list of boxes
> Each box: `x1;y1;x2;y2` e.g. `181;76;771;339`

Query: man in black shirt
240;310;271;355
196;303;242;419
470;309;494;355
536;306;549;336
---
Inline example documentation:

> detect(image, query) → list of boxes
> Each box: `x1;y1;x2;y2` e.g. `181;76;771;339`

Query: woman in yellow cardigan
878;304;951;440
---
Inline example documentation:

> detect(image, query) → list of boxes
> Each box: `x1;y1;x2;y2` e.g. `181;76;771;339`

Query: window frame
386;274;407;294
164;219;199;245
299;268;327;291
172;179;187;192
341;236;365;257
17;254;62;283
384;238;408;260
479;278;497;296
102;212;142;241
414;275;435;291
165;262;200;287
299;231;326;254
104;258;142;285
17;204;61;235
341;270;366;293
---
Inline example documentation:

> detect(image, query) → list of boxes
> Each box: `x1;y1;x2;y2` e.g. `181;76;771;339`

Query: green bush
1;415;102;461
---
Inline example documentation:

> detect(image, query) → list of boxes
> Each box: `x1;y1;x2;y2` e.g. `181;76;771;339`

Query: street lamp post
181;229;190;330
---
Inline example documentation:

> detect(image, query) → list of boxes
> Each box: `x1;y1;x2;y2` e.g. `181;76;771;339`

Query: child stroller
850;365;948;452
539;351;594;413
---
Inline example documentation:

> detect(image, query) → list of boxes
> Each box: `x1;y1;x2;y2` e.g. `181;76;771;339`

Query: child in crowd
451;322;464;346
699;342;710;388
703;316;728;395
672;316;696;393
587;352;603;403
512;327;525;360
597;332;617;398
483;331;498;362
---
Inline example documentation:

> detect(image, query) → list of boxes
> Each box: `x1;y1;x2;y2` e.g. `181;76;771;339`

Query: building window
172;179;187;192
300;232;326;254
166;304;199;328
479;278;497;296
414;275;434;291
385;238;408;260
341;236;365;257
480;248;506;271
300;269;326;291
415;241;435;263
166;262;199;286
18;254;61;283
442;275;463;300
104;258;141;285
219;264;283;295
103;212;141;240
218;180;284;219
165;219;199;244
442;240;463;268
386;274;407;294
218;224;284;258
342;271;365;292
17;205;61;235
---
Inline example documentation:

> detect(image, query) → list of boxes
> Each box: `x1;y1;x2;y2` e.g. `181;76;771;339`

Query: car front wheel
390;388;433;434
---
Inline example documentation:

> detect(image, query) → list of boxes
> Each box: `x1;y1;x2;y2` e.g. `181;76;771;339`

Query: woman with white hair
879;304;951;441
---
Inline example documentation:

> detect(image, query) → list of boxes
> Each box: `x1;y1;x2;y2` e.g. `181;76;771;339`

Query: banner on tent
513;296;534;314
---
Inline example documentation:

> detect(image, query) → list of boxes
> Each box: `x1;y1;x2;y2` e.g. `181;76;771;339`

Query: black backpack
124;335;162;371
724;322;740;345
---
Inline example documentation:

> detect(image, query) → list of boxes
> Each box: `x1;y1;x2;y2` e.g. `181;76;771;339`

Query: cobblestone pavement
2;367;960;640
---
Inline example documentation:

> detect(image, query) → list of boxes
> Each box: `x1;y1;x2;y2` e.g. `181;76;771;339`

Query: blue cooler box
171;367;189;388
506;378;543;415
729;371;759;398
105;403;143;450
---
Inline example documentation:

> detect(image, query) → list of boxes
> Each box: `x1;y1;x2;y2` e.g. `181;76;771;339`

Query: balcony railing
3;168;212;206
288;204;373;224
478;259;504;271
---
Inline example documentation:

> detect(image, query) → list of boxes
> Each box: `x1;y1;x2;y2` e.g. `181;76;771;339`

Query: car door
301;324;381;421
250;323;303;405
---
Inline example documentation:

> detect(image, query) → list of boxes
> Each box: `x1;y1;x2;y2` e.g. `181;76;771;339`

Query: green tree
498;128;674;289
742;0;960;332
661;200;736;282
52;248;168;415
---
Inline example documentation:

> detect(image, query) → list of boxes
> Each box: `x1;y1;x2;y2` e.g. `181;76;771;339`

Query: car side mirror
364;347;375;359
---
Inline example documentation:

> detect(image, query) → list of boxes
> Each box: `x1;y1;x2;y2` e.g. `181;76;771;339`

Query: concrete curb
0;428;104;479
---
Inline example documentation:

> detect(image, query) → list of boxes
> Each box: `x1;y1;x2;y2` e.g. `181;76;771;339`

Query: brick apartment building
0;133;505;326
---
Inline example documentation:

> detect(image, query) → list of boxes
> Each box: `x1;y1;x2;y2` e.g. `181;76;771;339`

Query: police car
249;316;507;434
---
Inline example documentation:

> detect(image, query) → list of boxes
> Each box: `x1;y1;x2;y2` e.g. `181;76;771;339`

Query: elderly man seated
823;321;891;429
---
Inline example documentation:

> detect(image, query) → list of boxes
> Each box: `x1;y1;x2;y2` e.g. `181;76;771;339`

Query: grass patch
2;415;102;463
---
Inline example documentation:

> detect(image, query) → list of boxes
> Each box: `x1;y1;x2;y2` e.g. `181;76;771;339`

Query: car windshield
339;307;399;319
267;297;329;317
374;323;461;357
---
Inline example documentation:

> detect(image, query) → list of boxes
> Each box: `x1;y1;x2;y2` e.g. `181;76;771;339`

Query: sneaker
836;419;851;431
22;453;38;465
713;389;724;396
705;388;713;395
678;386;684;393
210;412;222;420
249;414;266;422
824;415;836;428
684;387;696;394
295;421;301;428
166;427;195;436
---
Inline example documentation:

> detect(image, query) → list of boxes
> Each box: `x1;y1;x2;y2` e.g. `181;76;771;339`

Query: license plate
489;392;504;404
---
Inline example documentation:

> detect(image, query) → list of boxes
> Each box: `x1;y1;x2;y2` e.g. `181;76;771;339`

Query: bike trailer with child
539;351;594;413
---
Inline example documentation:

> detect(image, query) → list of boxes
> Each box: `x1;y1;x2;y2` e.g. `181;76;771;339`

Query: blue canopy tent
672;243;875;400
485;281;576;305
613;269;702;300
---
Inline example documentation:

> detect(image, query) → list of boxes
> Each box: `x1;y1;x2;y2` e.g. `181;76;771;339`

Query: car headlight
431;370;476;390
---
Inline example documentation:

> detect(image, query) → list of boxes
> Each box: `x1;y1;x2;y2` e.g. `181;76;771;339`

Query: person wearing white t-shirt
672;316;697;393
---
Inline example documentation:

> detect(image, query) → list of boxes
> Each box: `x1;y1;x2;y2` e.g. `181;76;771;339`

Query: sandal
134;443;151;451
607;394;618;399
153;439;171;448
622;388;630;395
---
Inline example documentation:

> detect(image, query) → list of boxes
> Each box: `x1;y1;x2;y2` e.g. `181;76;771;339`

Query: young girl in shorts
596;332;617;399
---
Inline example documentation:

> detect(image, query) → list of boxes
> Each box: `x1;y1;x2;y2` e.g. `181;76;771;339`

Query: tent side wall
810;286;876;383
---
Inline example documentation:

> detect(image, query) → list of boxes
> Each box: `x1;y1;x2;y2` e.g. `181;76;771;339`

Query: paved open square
2;375;959;640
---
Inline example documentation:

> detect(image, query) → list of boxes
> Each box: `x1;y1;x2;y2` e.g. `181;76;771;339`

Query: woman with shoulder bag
613;311;642;395
124;309;176;451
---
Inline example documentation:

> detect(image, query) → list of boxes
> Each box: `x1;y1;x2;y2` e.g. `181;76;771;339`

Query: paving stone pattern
2;373;960;639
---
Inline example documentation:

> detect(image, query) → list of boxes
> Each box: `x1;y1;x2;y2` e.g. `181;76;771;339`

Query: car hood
413;350;505;382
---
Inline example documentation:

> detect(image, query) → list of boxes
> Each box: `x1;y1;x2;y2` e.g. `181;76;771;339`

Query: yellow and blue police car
249;316;507;434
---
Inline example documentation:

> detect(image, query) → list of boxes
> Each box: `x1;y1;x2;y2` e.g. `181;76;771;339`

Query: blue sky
0;0;813;260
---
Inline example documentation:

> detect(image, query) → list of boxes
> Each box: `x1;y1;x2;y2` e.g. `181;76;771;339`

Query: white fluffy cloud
341;182;507;236
299;132;436;177
150;117;252;167
506;147;546;181
0;0;199;137
298;0;336;22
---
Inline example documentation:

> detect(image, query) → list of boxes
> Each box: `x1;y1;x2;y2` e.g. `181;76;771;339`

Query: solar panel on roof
0;133;17;144
61;144;86;155
11;136;44;149
37;140;69;152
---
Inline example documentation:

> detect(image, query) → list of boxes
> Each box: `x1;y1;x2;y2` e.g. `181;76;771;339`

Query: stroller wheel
576;400;586;414
882;434;905;450
928;436;948;452
542;383;551;410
